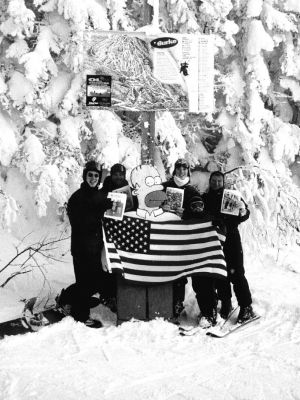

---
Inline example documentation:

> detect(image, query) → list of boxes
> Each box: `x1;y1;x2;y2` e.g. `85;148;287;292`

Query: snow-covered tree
0;0;299;250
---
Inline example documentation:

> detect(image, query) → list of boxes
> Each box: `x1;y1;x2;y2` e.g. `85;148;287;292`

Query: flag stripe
150;234;216;247
121;263;226;276
150;241;222;251
118;255;226;270
107;242;224;258
150;221;212;230
115;269;226;283
151;226;214;235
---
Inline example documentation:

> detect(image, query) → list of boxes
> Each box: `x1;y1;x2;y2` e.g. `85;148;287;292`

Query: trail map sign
84;31;214;113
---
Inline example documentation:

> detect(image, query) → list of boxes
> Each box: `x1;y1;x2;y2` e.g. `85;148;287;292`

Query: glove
175;207;184;218
236;200;245;210
162;204;171;212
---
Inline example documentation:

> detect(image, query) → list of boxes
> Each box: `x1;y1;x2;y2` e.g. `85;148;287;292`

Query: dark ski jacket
163;178;202;220
67;182;112;256
102;175;129;192
202;188;250;269
102;176;138;210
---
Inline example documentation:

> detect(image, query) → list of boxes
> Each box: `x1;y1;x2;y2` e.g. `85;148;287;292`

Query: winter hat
173;158;190;177
190;195;203;205
190;195;204;209
111;163;126;175
82;160;102;183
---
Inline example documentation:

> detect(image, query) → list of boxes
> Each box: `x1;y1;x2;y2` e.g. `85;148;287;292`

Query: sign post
116;0;173;324
141;0;155;166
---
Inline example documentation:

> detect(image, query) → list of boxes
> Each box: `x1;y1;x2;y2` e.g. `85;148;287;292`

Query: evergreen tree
0;0;299;249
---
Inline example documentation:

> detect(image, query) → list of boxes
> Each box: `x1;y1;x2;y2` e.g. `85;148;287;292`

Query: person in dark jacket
102;163;137;211
202;171;255;323
163;158;205;320
102;163;128;192
163;159;202;220
57;160;115;327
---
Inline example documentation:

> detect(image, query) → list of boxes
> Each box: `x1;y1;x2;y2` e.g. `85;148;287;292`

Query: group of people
58;158;255;329
163;159;255;328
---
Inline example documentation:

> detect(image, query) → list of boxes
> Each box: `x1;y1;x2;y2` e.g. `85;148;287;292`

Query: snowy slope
0;247;299;400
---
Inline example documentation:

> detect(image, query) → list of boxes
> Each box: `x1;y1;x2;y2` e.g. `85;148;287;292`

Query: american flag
103;216;226;283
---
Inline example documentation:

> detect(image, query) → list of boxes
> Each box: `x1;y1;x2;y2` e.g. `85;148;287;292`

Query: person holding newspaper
56;160;116;328
163;159;201;219
162;158;210;322
202;170;256;323
102;163;137;211
102;163;128;191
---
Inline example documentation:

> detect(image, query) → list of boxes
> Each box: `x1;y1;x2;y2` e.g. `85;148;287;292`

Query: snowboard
0;294;104;339
0;307;65;339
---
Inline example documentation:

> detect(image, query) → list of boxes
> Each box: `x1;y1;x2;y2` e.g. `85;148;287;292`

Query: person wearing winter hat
102;163;137;211
162;158;205;320
57;160;116;328
102;163;127;191
202;170;256;323
189;195;205;215
163;159;201;219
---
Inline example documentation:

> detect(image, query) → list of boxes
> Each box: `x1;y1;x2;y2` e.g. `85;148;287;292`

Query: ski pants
216;251;252;308
62;252;116;322
173;278;187;315
191;276;216;317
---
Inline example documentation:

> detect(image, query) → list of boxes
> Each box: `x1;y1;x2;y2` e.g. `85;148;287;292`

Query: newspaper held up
112;185;134;212
165;187;184;212
104;192;127;220
221;189;243;216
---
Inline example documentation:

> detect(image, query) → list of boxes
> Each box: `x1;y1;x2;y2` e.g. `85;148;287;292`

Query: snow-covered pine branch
0;0;299;250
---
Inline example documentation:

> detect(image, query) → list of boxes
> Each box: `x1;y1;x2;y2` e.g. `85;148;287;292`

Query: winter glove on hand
237;200;246;216
236;200;245;210
175;207;184;218
162;203;171;212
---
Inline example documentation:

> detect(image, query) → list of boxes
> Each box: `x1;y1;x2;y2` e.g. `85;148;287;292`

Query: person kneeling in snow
57;160;116;328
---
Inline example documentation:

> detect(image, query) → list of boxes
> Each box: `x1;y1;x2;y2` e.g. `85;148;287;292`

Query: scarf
173;176;190;187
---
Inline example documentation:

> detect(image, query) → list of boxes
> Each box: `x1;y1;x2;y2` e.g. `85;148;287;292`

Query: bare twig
0;236;69;275
0;271;31;288
0;235;70;288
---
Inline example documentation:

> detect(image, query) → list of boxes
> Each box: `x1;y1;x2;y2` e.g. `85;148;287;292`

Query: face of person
86;171;100;188
175;163;189;179
111;172;125;187
190;200;204;213
210;175;224;191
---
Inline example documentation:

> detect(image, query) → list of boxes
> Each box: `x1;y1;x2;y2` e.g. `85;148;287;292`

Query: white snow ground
0;245;300;400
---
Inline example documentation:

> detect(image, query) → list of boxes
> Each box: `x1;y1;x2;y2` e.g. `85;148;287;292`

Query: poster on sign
149;34;214;113
84;31;214;113
86;75;111;107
